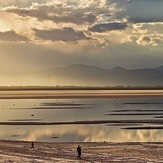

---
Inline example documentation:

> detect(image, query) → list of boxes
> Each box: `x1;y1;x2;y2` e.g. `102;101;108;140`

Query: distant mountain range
41;64;163;86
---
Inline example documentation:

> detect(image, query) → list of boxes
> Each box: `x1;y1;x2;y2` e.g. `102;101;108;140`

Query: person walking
31;142;34;150
77;145;81;158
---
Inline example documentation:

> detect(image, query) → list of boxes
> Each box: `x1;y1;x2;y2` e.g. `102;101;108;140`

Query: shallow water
0;91;163;142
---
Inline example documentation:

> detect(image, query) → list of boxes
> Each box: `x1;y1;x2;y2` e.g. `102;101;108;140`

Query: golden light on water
1;125;163;142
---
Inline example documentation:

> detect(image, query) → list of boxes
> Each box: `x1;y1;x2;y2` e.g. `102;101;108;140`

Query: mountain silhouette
41;64;163;86
111;66;127;72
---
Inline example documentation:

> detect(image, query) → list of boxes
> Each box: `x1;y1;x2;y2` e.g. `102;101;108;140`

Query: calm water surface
0;90;163;142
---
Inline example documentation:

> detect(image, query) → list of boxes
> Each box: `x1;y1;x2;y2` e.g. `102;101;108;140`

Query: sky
0;0;163;85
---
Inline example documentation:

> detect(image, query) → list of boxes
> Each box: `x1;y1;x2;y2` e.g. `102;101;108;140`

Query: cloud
137;35;152;46
0;1;114;44
0;0;47;7
136;33;163;46
89;22;127;33
47;12;97;25
0;30;28;42
5;5;97;25
0;0;163;78
34;27;88;42
112;0;163;24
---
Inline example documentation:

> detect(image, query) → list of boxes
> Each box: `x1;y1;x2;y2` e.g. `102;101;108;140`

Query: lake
0;90;163;142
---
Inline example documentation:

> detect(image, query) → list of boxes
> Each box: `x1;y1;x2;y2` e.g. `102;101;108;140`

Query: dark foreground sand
0;140;163;162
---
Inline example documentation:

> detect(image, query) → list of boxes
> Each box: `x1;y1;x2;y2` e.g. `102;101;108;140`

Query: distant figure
77;145;81;158
31;142;34;150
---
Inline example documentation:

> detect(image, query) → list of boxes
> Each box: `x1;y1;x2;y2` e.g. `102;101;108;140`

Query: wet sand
1;90;163;99
0;140;163;162
0;119;163;126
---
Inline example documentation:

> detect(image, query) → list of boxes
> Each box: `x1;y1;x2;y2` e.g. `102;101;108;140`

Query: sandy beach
0;140;162;162
0;90;163;162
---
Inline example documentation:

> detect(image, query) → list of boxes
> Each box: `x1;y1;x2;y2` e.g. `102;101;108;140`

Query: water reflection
0;95;163;142
0;125;163;142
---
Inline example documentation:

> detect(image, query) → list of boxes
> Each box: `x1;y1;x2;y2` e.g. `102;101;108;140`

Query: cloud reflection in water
1;125;163;142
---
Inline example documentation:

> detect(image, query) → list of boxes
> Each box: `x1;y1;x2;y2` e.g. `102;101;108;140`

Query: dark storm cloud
34;27;88;42
89;22;127;33
0;30;28;42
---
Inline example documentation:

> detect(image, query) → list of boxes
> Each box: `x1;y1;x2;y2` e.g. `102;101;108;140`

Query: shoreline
1;119;163;125
1;90;163;99
0;140;163;162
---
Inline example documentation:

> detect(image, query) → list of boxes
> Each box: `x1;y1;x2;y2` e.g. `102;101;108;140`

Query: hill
41;64;163;86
